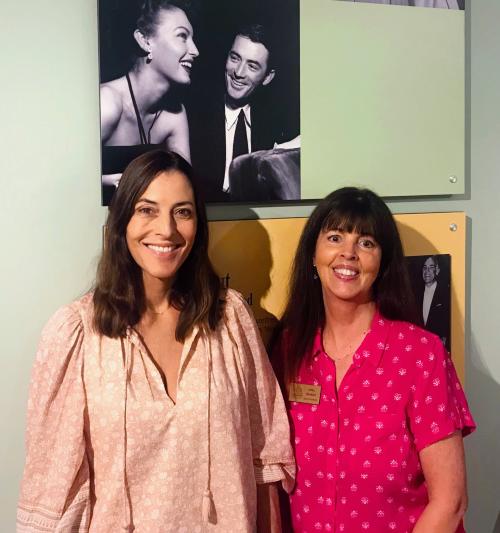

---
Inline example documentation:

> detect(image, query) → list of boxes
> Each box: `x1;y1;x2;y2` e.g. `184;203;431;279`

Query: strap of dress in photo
125;73;162;145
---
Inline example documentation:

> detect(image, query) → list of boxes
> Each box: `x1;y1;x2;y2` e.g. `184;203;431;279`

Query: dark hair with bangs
93;149;222;340
277;187;417;384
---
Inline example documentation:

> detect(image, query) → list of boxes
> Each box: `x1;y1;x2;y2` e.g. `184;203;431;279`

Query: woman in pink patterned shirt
274;187;475;533
17;150;294;532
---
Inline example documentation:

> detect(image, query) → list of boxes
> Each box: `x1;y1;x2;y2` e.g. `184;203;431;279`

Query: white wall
1;0;499;531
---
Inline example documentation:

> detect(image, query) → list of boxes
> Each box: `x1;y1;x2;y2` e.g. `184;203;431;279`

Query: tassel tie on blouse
121;337;133;531
202;334;216;524
119;329;216;530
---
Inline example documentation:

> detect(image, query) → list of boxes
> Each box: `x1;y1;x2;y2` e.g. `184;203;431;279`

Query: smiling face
126;170;197;290
314;229;382;306
225;35;275;107
146;7;199;84
422;256;439;286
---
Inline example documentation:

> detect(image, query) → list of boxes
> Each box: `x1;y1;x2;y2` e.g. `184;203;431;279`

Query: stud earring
147;50;153;63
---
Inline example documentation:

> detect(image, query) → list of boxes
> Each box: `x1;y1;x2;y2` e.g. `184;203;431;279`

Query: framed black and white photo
406;254;452;351
98;0;300;206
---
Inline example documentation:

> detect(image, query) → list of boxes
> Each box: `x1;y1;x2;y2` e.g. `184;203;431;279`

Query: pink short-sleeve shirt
285;311;475;533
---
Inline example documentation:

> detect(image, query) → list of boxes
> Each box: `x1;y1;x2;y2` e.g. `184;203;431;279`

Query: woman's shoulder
218;289;260;333
35;294;94;377
223;288;250;312
100;79;125;135
41;293;94;339
381;314;446;358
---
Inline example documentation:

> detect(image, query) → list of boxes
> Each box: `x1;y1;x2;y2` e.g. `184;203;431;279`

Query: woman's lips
332;266;359;280
144;243;180;258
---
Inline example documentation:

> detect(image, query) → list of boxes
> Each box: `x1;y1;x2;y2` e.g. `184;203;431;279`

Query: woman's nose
155;215;177;237
189;39;199;58
340;240;357;258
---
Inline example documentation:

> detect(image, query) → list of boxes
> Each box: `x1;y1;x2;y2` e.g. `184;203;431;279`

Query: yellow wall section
209;212;466;381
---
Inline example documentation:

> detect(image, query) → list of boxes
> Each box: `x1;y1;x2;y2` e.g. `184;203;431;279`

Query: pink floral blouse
17;289;295;532
276;311;475;533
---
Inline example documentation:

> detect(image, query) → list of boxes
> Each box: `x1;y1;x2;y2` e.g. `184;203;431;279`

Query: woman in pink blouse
274;187;475;533
17;150;294;532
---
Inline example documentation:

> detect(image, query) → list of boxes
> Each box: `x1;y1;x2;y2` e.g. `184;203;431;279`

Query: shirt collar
312;309;392;369
225;103;251;130
424;281;437;291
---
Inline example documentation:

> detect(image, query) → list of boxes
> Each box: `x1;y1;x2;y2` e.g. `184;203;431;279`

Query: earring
313;265;318;280
147;50;153;63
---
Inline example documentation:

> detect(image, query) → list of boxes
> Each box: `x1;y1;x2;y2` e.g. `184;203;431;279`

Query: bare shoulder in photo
98;0;199;205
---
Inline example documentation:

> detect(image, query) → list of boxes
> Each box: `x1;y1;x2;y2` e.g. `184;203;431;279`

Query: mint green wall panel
301;1;464;197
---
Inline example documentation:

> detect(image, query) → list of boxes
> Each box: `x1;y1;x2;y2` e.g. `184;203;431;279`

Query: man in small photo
419;255;451;350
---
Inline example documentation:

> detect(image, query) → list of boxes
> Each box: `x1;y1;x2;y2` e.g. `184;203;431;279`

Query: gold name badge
288;383;321;405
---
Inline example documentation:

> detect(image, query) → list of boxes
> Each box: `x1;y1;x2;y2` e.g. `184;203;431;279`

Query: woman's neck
322;296;376;341
128;64;172;113
143;274;172;314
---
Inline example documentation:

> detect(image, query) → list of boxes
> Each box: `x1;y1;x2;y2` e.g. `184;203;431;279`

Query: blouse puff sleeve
225;290;296;492
406;334;476;453
17;304;91;532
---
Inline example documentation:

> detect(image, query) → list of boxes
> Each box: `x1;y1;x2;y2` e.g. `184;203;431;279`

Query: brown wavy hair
93;149;222;340
277;187;417;385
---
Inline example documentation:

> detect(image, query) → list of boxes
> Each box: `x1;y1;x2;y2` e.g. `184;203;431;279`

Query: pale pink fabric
277;311;475;533
18;289;295;532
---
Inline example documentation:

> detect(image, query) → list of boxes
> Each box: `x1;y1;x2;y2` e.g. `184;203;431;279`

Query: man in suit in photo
419;255;451;351
190;23;291;202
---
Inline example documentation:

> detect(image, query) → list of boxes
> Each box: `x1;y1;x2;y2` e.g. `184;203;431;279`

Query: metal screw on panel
449;223;458;232
449;176;458;184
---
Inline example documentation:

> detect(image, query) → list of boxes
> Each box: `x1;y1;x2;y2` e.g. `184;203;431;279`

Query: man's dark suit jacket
188;94;288;202
418;280;451;352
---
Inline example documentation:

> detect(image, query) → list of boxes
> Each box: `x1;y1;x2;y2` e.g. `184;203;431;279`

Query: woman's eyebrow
172;201;194;208
136;198;157;205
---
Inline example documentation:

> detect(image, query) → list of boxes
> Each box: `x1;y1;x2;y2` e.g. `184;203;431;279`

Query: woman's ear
133;29;151;54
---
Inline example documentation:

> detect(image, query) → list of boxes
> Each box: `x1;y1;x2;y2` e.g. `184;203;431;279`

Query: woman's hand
257;482;282;533
413;431;467;532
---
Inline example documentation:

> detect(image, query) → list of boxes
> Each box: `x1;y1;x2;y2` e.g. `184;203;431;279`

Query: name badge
288;383;321;405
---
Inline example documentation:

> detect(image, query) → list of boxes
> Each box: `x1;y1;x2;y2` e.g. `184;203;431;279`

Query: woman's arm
413;432;467;533
257;483;281;533
17;305;91;531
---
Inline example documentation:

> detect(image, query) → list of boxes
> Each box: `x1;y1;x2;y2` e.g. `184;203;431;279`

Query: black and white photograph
406;254;452;351
98;0;300;206
338;0;464;9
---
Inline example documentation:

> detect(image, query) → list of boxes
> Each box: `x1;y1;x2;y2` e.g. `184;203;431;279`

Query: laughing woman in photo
100;0;199;195
17;150;294;532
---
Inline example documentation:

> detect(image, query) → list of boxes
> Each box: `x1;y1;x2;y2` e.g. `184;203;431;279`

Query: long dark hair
279;187;417;384
93;149;222;340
